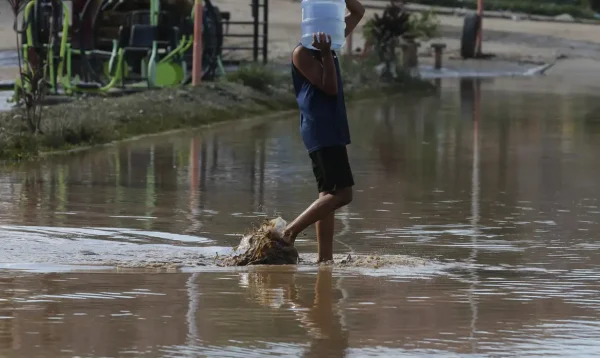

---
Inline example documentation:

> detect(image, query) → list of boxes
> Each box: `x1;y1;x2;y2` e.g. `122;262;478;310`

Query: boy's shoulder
293;45;310;56
292;46;314;67
293;46;337;60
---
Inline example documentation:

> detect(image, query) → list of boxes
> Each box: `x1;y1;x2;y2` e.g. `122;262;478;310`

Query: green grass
225;63;289;93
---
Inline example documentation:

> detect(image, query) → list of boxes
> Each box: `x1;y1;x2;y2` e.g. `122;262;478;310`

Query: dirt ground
223;0;600;89
1;0;600;86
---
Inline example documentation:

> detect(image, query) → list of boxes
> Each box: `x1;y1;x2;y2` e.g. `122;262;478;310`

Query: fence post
263;0;268;63
431;43;446;70
476;0;483;55
253;0;259;62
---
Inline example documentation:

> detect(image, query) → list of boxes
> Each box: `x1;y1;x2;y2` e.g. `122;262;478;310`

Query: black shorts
309;145;354;194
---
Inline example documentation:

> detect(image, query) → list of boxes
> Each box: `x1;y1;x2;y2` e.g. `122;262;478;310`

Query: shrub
7;0;50;135
338;54;381;86
407;10;441;40
225;64;286;93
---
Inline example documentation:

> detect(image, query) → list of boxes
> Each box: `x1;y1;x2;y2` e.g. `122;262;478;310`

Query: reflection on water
1;77;600;355
180;268;350;358
0;268;599;357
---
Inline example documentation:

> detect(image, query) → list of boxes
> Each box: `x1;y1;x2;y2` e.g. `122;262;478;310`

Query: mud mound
220;218;299;266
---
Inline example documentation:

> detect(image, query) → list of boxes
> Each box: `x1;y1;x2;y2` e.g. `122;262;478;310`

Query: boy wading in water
282;0;365;262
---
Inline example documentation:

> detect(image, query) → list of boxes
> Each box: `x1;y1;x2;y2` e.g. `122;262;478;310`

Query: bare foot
283;231;296;245
281;227;297;245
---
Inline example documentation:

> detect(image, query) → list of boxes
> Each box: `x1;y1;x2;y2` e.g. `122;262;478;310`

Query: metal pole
252;0;259;62
262;0;268;63
150;0;160;26
476;0;483;55
192;0;204;86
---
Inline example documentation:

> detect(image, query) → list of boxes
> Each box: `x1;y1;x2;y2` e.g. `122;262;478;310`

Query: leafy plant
7;0;50;135
338;53;380;86
364;1;411;46
362;1;410;79
406;10;440;40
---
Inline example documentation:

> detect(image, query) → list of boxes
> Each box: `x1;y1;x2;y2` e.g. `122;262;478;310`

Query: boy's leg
316;206;335;262
284;146;354;242
284;187;351;239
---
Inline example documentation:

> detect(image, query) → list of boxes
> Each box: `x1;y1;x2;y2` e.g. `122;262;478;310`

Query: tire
202;0;220;80
460;13;480;59
181;0;224;83
212;6;224;57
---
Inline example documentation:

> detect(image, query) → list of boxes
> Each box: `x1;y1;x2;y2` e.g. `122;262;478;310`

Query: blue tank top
291;45;350;153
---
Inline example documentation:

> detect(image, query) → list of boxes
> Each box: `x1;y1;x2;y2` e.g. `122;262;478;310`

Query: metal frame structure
221;0;269;64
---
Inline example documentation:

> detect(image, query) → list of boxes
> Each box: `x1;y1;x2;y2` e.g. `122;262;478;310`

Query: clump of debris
220;217;299;266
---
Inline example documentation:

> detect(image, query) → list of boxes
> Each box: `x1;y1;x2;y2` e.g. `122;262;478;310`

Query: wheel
201;0;223;80
212;6;224;57
460;13;480;59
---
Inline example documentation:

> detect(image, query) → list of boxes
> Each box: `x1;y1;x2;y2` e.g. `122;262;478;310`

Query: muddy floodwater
1;77;600;356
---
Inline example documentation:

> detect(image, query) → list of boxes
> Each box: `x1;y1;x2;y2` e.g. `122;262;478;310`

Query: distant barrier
220;0;269;64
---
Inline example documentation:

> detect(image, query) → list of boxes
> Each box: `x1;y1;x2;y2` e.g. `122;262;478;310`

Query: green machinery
14;0;225;98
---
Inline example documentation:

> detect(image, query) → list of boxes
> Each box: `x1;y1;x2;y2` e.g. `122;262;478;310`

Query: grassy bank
0;59;434;161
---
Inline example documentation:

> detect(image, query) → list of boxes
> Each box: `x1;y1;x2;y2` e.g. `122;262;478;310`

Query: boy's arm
293;46;339;96
344;0;365;38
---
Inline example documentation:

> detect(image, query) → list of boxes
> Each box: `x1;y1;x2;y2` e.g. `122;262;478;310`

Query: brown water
1;77;600;356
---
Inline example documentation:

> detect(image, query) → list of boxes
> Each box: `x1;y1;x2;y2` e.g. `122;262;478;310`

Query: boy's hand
312;32;332;52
